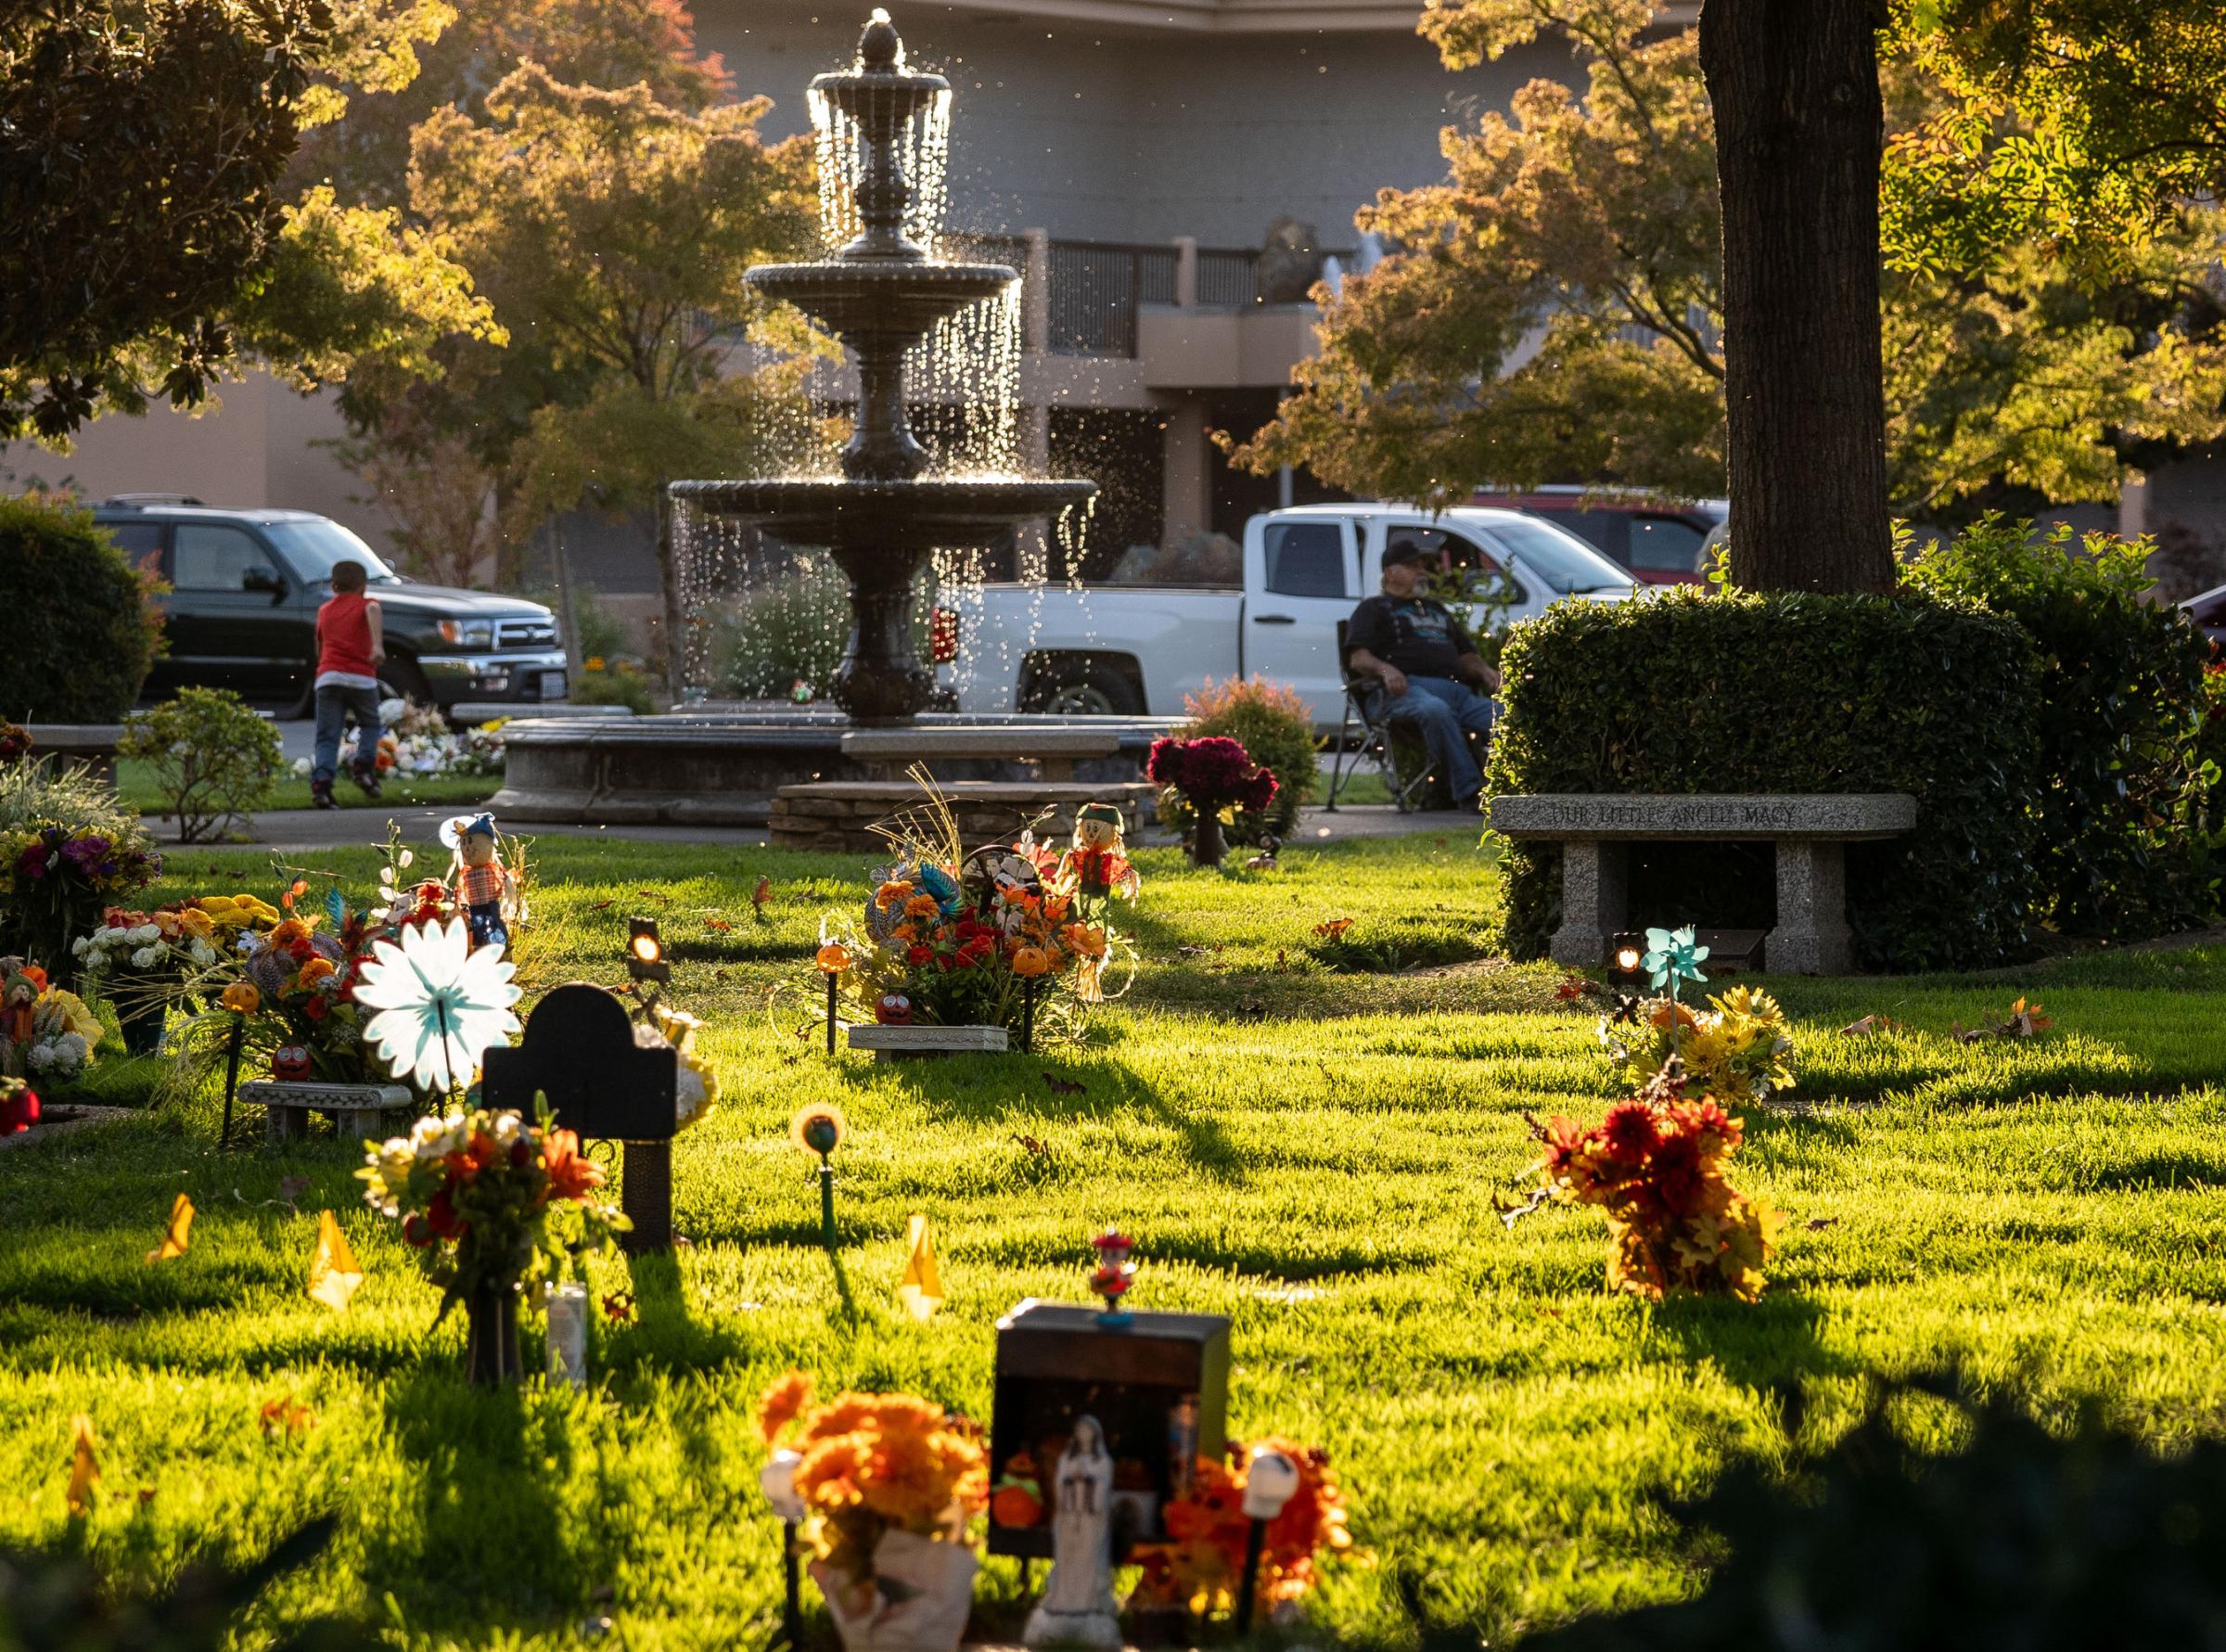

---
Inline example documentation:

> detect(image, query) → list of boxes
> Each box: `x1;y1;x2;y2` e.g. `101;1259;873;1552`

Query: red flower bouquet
1147;736;1278;866
1129;1441;1353;1618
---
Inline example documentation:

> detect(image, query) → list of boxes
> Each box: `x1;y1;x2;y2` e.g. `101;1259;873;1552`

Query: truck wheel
1021;658;1143;716
379;658;434;710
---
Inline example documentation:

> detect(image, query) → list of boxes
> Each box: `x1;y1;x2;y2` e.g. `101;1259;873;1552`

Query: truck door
1243;516;1357;725
165;523;302;698
1377;522;1533;631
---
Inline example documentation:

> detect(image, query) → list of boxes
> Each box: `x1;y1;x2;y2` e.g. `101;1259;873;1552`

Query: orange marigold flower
758;1370;814;1443
874;880;915;911
297;956;337;986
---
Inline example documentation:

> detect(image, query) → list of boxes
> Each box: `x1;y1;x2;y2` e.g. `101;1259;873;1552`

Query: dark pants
1385;675;1496;803
313;683;383;787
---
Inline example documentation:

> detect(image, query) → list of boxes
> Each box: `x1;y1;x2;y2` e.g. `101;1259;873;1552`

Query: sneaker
310;781;339;811
352;763;383;799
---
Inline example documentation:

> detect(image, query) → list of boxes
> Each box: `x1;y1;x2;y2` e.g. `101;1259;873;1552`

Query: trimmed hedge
1483;586;2043;971
0;494;159;721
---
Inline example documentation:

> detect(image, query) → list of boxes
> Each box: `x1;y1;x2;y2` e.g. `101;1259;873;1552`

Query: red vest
316;593;377;679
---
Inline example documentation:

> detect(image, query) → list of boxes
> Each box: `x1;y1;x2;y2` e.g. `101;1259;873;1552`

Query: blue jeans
1385;675;1495;804
313;683;382;787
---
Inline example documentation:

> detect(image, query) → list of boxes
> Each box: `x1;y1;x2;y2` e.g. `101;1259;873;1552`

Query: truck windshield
1481;518;1631;594
261;519;402;585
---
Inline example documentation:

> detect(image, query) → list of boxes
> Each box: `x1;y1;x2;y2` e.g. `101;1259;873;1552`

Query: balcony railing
1046;240;1178;356
1196;249;1260;308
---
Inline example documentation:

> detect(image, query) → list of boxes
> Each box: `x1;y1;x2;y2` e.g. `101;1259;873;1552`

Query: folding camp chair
1323;677;1439;813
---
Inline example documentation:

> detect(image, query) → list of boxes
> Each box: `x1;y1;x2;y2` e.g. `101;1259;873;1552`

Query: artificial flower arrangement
1146;736;1278;867
1;822;161;979
72;903;233;1055
360;1100;626;1383
293;698;505;782
641;1001;719;1128
812;782;1135;1040
757;1371;988;1652
1128;1441;1353;1621
0;960;103;1083
1527;1063;1780;1302
1599;983;1797;1106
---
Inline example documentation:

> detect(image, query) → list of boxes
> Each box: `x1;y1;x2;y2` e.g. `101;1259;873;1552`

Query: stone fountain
671;8;1094;724
491;10;1173;843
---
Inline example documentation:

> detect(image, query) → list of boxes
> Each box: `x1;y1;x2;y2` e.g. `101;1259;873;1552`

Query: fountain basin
748;261;1015;348
672;476;1094;551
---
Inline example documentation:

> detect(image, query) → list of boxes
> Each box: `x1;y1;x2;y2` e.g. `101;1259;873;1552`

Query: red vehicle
1471;485;1727;585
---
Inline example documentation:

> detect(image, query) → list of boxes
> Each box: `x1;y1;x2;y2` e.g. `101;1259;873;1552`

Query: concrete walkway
158;800;1475;854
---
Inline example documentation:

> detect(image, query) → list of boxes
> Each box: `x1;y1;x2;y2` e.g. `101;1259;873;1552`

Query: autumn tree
400;61;815;681
1;0;493;442
1233;0;2226;557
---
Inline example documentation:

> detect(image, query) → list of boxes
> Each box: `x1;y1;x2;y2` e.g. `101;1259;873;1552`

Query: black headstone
481;982;678;1142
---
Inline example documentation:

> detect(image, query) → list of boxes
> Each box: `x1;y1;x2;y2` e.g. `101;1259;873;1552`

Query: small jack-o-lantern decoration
875;991;914;1026
273;1044;312;1082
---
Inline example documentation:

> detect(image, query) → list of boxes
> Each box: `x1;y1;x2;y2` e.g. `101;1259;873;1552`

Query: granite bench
838;726;1124;783
1487;792;1918;975
244;1080;414;1145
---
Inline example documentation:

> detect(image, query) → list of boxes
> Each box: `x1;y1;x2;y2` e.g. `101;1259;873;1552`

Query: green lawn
5;833;2224;1648
112;757;498;826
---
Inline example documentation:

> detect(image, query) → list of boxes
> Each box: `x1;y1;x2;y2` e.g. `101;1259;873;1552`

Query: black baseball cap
1383;542;1439;569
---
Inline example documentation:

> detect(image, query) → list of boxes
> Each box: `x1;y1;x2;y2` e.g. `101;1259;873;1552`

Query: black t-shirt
1347;595;1476;679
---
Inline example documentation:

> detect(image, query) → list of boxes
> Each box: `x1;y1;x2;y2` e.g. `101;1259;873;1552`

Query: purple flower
61;835;110;871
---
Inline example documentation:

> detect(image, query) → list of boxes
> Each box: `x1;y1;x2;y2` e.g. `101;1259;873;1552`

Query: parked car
934;503;1640;730
2185;582;2226;647
1472;485;1728;585
94;497;569;715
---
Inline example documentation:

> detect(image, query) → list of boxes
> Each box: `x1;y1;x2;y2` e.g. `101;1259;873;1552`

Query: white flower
292;757;312;778
71;935;90;956
354;917;520;1092
130;946;162;970
130;925;160;943
493;1111;525;1146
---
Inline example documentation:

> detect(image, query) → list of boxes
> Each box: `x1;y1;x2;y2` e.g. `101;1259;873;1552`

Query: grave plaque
988;1299;1230;1560
481;982;679;1250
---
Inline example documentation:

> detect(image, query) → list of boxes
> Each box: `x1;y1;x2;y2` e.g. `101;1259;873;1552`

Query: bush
1905;517;2223;936
715;553;851;700
120;687;284;842
1158;675;1320;845
570;661;656;713
0;494;161;722
1511;1372;2226;1650
1485;586;2042;971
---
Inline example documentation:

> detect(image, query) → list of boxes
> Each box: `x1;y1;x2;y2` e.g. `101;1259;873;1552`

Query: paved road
159;801;1477;853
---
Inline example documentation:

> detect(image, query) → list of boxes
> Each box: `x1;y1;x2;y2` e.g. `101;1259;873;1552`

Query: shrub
1159;675;1319;845
1905;517;2223;936
1513;1372;2226;1650
120;687;283;843
0;494;161;722
715;553;852;700
570;661;656;713
1485;586;2042;971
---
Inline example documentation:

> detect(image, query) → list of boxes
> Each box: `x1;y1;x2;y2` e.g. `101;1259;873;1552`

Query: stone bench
25;724;127;784
771;780;1159;854
244;1080;413;1145
1487;792;1918;975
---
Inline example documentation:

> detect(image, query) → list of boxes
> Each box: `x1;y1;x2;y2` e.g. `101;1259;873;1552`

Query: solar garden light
760;1447;807;1647
814;940;851;1056
1236;1446;1303;1633
626;917;671;987
790;1104;847;1249
1606;931;1646;983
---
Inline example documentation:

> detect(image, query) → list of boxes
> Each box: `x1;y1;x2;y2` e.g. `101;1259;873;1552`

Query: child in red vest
311;560;386;810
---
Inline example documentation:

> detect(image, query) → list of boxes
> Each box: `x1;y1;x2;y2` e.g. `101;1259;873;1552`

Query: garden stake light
815;939;851;1056
219;1009;246;1149
627;918;670;987
790;1104;847;1249
1235;1446;1303;1633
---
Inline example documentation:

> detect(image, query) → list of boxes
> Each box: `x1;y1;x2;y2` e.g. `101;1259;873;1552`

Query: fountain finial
859;8;902;70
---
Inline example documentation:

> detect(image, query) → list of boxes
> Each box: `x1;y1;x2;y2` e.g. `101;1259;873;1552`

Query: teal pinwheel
355;916;521;1093
1641;925;1709;996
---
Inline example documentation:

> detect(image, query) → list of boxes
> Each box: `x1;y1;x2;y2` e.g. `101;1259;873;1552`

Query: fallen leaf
636;888;672;903
752;877;773;910
1043;1073;1086;1097
1803;1215;1841;1232
706;918;734;932
1554;976;1588;1003
1312;917;1354;939
1535;1305;1563;1319
589;899;614;912
258;1396;314;1438
1011;1132;1053;1158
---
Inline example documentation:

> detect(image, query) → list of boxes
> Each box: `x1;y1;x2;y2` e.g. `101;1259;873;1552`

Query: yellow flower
221;982;262;1016
297;957;337;987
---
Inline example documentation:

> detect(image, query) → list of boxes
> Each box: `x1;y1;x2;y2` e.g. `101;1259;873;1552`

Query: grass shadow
1652;1288;1850;1397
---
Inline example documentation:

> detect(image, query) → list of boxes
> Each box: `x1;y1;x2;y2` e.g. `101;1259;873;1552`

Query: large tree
1233;0;2226;572
0;0;493;442
397;61;815;677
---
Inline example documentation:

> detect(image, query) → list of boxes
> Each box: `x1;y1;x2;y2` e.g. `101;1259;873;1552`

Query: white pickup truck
934;502;1641;730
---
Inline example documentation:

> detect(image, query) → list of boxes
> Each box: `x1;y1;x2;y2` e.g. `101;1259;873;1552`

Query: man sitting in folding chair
1345;539;1501;813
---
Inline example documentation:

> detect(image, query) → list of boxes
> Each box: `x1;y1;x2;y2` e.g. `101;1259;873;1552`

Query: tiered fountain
493;11;1172;840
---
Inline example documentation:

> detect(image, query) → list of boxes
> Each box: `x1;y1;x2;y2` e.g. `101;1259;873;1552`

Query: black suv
94;497;569;714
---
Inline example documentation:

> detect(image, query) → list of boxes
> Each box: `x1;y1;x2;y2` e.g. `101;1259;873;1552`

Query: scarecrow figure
441;813;513;953
1059;804;1139;905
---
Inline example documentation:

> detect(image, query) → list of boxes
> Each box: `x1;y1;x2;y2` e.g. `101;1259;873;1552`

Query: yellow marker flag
66;1414;99;1517
898;1212;943;1321
146;1193;194;1264
306;1210;364;1312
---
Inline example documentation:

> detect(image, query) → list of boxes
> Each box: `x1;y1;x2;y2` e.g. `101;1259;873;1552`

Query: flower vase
463;1281;523;1386
812;1530;979;1652
1189;810;1226;869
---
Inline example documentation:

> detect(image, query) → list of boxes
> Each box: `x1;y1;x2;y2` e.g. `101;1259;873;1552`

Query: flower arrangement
640;1001;718;1127
813;781;1133;1038
1529;1064;1780;1301
1147;736;1278;866
235;913;381;1084
1129;1441;1352;1619
0;962;103;1082
1600;984;1797;1105
757;1370;987;1651
361;1102;627;1381
1;823;161;979
0;724;31;764
292;698;506;781
74;906;225;980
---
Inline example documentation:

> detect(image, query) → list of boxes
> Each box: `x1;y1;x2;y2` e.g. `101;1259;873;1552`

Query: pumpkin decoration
875;991;914;1026
272;1044;312;1082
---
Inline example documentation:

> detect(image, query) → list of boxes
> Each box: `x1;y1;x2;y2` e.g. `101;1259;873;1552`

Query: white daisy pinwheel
354;916;522;1092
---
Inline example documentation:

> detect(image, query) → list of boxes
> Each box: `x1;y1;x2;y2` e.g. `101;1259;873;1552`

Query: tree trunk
1699;0;1894;593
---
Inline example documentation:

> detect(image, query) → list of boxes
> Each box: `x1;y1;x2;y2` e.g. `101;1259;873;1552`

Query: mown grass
112;758;496;827
4;832;2224;1649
